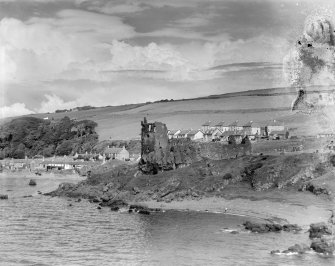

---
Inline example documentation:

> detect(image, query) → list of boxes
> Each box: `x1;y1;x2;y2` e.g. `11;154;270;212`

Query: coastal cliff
47;152;335;203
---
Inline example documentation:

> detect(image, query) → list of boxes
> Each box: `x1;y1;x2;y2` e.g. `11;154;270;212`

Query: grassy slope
10;86;335;140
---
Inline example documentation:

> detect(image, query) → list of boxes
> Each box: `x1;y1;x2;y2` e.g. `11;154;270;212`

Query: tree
56;140;73;156
228;135;236;145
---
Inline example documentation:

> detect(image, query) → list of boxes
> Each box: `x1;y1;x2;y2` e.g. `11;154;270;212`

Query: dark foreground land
47;152;335;223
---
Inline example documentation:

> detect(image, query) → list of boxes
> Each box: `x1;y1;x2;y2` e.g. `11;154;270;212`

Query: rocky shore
45;152;335;254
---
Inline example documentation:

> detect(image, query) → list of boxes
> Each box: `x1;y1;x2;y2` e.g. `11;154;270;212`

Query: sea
0;174;334;266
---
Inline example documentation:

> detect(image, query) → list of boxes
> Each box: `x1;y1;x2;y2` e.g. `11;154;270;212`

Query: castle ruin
139;118;252;174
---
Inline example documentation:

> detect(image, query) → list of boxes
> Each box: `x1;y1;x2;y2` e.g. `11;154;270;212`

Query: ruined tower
139;117;170;174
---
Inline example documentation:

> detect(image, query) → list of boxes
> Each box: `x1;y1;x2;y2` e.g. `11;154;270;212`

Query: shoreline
0;170;84;180
136;196;333;228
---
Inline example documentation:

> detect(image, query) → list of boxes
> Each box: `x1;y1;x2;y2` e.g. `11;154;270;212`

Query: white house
214;121;229;132
168;129;181;139
228;121;243;132
201;121;211;132
203;128;222;142
177;129;191;139
243;121;261;136
187;129;204;141
104;146;130;161
266;120;285;134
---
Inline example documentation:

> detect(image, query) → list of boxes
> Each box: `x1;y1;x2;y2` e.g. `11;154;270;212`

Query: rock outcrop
309;222;332;238
243;221;302;233
271;243;310;255
310;237;335;254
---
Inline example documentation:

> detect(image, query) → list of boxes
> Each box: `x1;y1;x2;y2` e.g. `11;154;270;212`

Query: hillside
10;86;335;140
0;117;98;159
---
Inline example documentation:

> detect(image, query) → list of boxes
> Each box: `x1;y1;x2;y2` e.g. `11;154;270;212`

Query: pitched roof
187;129;202;136
203;128;217;135
104;147;123;154
201;121;211;126
243;121;253;127
168;129;180;135
228;121;239;127
179;129;191;135
215;121;225;127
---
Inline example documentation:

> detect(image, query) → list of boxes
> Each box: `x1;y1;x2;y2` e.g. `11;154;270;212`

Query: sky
0;0;334;117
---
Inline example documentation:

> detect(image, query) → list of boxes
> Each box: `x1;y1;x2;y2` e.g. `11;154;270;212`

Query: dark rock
282;250;291;254
100;199;128;208
230;231;239;234
69;204;73;207
283;224;302;232
138;210;150;215
97;206;102;210
76;198;81;202
270;250;280;254
310;237;335;254
149;208;162;212
287;243;310;254
266;223;283;232
243;221;269;233
309;222;332;238
37;191;42;194
90;198;100;203
0;194;8;200
23;195;32;198
100;196;110;202
129;204;146;211
128;209;133;213
111;206;119;211
28;179;37;186
243;221;284;233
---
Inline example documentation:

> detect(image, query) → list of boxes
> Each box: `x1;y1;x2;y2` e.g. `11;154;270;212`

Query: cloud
38;94;78;113
0;9;136;83
0;103;34;118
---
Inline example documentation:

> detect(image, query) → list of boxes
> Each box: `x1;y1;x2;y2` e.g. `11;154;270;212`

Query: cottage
201;121;211;132
228;121;243;132
177;129;191;139
104;146;130;161
266;120;285;134
187;129;204;141
222;130;244;143
242;121;261;139
203;128;222;142
214;121;229;132
168;129;181;140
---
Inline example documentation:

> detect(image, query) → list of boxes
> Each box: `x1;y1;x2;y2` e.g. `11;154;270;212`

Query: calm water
0;175;334;266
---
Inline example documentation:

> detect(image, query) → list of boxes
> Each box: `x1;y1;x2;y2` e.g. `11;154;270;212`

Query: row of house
0;157;99;171
0;146;132;172
168;120;288;142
